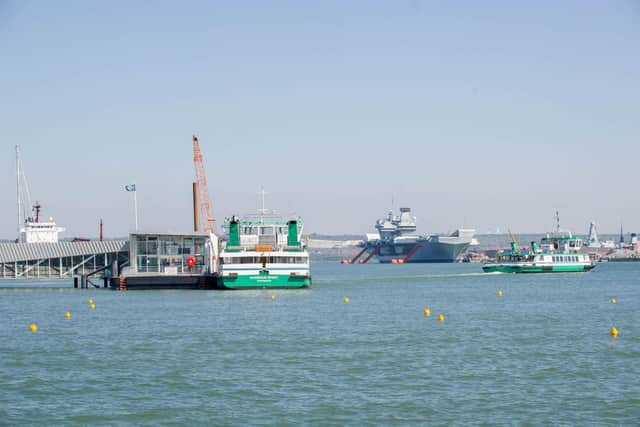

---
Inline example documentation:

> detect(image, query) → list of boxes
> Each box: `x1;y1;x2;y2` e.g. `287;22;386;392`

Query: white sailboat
15;146;65;243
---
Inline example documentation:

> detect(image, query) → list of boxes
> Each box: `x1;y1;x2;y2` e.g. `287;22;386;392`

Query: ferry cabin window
180;238;194;255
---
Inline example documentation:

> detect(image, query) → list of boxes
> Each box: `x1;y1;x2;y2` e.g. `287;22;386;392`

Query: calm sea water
1;261;639;425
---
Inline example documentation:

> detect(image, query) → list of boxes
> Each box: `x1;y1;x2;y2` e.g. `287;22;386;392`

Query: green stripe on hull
483;266;542;273
551;265;589;272
483;264;593;273
219;274;311;289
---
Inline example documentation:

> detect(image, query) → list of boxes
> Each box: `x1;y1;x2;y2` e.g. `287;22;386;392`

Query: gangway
359;246;380;264
394;243;422;264
341;246;369;264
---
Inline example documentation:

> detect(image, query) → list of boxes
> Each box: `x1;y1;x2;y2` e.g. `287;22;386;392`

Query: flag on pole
124;184;136;192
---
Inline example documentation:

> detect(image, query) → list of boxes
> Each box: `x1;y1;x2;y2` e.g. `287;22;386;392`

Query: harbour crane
192;135;215;233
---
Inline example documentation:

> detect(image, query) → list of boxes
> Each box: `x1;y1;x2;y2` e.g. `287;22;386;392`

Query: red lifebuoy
186;256;196;267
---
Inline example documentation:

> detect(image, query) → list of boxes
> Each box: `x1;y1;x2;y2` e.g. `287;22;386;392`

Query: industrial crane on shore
192;135;215;233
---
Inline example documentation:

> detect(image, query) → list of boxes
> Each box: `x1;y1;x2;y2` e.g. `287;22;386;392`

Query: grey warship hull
376;239;472;263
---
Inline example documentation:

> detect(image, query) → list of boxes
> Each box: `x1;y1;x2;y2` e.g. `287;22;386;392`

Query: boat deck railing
224;244;304;253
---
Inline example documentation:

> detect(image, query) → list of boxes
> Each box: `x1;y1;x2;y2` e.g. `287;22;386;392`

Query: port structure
0;240;128;282
193;135;215;233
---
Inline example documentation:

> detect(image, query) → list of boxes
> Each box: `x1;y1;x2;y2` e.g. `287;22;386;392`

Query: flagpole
134;189;138;231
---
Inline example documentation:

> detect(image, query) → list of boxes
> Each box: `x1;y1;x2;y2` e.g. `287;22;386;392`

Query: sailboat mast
15;146;22;241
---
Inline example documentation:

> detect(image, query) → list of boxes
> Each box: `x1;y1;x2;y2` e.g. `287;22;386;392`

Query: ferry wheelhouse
483;233;596;274
219;213;311;289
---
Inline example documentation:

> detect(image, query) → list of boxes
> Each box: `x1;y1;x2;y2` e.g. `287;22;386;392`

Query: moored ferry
483;233;596;274
218;212;311;289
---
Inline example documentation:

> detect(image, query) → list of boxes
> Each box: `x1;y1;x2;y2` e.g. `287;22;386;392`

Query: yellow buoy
437;313;445;322
610;327;618;337
29;323;38;333
497;290;503;297
423;308;431;317
88;298;93;305
65;311;71;319
89;303;95;310
271;294;276;300
343;297;350;303
610;298;617;304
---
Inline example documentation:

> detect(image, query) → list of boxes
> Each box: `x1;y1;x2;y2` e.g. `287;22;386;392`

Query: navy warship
349;208;475;263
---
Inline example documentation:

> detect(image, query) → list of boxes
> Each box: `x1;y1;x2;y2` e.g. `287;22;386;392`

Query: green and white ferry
218;211;311;289
482;233;596;274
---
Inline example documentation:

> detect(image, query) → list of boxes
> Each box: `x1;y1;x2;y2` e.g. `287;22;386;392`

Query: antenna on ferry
257;186;269;216
555;211;560;233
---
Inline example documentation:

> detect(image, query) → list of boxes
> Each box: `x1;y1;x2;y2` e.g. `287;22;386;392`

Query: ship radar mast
549;210;571;238
33;200;41;223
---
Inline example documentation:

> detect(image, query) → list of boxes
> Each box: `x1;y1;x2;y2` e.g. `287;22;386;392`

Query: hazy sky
1;0;638;238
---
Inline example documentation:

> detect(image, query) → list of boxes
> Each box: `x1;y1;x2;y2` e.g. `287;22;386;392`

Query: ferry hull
219;274;311;289
482;264;596;273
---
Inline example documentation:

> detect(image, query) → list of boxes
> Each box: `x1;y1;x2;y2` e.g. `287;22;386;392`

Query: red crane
193;135;215;233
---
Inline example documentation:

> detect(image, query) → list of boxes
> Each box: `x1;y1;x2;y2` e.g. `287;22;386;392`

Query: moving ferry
483;234;596;274
218;212;311;289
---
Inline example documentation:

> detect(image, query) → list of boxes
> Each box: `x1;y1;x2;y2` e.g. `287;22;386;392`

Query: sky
0;0;638;238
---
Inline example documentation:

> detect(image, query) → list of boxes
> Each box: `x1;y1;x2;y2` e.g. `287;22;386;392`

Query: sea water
1;261;639;425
